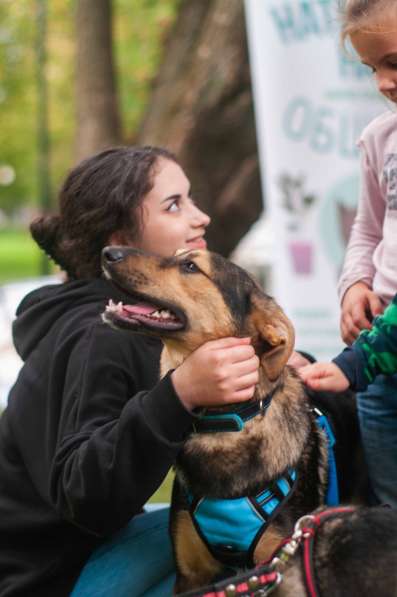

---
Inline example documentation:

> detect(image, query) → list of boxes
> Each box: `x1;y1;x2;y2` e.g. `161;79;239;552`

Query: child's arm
338;146;385;344
300;294;397;393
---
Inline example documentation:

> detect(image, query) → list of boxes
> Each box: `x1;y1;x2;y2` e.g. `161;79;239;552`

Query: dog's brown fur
102;247;365;594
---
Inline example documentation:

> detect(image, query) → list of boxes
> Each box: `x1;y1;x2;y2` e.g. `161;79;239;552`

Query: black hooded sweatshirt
0;278;193;596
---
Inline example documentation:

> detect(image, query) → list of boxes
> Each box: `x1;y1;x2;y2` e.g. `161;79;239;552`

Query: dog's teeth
106;300;124;314
106;299;116;312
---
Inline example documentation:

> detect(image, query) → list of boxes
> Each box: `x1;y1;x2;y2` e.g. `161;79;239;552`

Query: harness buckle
270;514;315;571
294;514;316;537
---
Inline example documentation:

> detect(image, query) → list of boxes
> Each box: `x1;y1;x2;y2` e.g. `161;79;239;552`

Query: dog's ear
249;291;295;381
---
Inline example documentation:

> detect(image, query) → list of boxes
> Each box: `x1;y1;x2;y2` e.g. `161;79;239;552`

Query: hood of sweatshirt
12;278;130;361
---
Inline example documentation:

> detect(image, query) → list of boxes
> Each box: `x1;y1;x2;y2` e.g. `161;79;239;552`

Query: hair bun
30;214;62;264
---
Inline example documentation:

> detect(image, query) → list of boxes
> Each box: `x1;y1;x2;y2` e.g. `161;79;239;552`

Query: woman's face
131;158;210;257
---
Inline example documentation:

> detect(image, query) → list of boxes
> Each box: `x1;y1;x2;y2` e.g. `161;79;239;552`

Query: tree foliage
0;0;37;213
0;0;178;216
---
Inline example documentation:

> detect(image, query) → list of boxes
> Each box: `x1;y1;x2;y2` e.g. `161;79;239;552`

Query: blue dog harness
187;469;297;567
186;400;339;567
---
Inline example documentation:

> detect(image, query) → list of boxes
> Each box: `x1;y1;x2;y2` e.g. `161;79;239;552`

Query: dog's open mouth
103;298;185;332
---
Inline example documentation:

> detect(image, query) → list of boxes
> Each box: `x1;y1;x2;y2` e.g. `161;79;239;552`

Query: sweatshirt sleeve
332;347;369;392
338;144;385;303
48;323;194;537
333;294;397;390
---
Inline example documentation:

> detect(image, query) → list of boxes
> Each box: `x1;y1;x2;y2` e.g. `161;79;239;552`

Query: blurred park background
0;0;262;283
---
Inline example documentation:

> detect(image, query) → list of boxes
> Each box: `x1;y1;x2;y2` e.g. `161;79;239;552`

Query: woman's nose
192;205;211;228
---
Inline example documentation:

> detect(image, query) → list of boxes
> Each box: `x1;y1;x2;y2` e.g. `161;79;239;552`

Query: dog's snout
102;247;125;264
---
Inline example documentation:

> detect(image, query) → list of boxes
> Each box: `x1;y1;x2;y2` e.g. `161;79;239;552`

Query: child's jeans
71;506;175;597
357;374;397;507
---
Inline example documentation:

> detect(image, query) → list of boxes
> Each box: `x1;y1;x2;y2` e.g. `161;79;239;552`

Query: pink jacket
338;110;397;305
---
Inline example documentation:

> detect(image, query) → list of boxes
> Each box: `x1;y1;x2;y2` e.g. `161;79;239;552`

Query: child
306;0;397;507
0;146;260;596
300;293;397;393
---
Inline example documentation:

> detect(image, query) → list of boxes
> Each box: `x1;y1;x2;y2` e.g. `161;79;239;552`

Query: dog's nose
102;247;125;264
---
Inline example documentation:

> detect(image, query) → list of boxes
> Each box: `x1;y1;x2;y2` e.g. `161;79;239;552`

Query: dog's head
102;247;294;382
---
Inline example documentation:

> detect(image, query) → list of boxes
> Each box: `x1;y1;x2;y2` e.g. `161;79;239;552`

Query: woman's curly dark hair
30;146;177;279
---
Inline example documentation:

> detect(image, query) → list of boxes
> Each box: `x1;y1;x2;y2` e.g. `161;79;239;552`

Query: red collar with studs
178;506;357;597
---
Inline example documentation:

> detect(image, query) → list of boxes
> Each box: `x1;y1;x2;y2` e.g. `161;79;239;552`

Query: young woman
0;146;260;596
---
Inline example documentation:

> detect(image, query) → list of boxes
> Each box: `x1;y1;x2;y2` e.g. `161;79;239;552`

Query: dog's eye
180;260;200;274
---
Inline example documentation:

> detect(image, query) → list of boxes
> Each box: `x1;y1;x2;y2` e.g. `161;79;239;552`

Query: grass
0;228;45;283
149;470;174;504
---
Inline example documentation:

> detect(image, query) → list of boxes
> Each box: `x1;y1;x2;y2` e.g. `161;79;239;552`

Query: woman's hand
299;362;349;392
340;281;383;345
171;337;260;411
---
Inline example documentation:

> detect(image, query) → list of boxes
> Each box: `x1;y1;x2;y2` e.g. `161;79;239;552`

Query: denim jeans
71;507;175;597
357;374;397;507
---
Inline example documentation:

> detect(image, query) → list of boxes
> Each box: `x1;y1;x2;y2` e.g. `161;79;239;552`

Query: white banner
244;0;385;359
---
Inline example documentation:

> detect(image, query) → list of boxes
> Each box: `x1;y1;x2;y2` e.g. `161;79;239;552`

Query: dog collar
192;384;280;433
269;506;356;597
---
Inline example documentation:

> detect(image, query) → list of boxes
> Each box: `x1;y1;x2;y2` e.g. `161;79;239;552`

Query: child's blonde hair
340;0;396;42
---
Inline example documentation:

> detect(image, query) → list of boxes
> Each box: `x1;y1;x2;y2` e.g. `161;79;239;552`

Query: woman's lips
187;237;207;249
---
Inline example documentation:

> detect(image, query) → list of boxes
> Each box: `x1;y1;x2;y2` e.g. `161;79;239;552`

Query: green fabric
355;295;397;384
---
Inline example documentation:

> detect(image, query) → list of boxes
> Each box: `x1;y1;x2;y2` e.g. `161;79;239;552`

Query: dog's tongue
123;302;156;315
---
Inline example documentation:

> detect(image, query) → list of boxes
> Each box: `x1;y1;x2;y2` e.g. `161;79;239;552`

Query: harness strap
313;408;339;506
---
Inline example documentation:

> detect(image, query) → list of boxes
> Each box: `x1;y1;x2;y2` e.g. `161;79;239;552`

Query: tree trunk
75;0;121;161
135;0;262;256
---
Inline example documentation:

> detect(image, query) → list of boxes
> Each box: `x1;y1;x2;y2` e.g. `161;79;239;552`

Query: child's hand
298;362;350;392
287;351;311;369
340;282;383;345
171;337;259;411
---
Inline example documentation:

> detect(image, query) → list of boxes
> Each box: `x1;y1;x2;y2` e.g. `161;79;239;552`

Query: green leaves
0;0;177;216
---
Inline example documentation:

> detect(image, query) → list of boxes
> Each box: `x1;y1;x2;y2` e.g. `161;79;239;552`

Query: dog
101;246;366;594
273;505;397;597
179;505;397;597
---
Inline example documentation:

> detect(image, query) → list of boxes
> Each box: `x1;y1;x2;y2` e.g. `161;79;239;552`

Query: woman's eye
180;260;200;274
166;200;180;212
